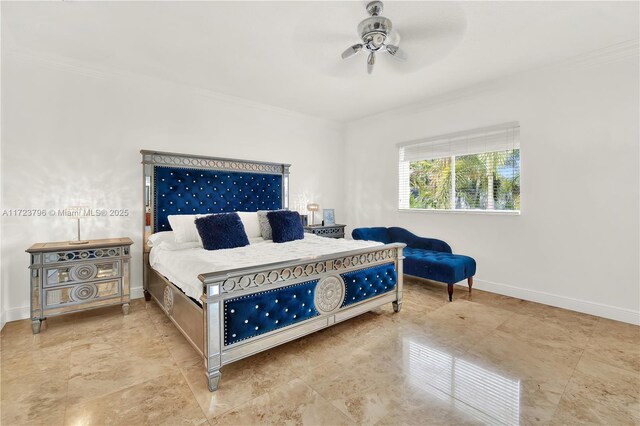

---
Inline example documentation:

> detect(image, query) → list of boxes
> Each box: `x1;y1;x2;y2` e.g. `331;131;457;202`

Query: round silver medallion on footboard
163;285;174;314
314;275;345;314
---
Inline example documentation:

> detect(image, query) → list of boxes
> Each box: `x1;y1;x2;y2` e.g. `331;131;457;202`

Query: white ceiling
3;1;638;122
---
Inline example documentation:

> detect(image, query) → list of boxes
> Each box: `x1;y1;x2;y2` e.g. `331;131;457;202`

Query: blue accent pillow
267;211;305;243
195;213;250;251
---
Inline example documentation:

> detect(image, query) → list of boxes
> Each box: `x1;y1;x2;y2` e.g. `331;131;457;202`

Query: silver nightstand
27;238;133;334
304;224;346;239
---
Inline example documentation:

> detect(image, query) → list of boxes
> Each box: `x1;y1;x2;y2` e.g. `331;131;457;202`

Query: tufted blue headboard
142;151;290;233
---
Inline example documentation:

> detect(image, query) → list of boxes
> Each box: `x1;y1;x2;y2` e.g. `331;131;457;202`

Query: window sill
398;208;520;216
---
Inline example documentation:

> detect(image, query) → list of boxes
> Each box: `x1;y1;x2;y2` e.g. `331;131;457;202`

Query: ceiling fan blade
341;43;363;60
367;51;375;74
386;44;407;61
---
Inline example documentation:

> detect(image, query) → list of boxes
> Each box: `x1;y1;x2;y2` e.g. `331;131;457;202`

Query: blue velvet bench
352;227;476;301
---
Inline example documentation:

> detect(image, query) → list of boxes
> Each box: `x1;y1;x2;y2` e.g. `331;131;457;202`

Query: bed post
142;155;154;302
202;281;223;391
393;246;404;313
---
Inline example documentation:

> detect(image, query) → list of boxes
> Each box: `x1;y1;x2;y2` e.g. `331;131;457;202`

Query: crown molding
349;39;639;125
4;47;345;130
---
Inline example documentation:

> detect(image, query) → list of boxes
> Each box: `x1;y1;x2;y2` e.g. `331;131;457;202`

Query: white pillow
168;214;205;243
248;236;268;245
237;212;261;239
257;209;286;240
155;241;201;251
147;231;175;247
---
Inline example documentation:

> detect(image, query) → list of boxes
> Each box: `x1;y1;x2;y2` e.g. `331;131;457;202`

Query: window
398;123;520;213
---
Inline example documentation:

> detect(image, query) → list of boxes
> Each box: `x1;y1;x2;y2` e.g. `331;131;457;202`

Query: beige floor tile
0;367;68;425
583;318;640;374
551;391;639;425
64;372;208;426
179;345;302;419
72;302;150;342
301;331;470;424
1;317;76;358
426;299;514;329
373;383;490;426
457;287;535;313
406;300;514;353
518;302;600;335
209;378;354;425
1;344;71;382
66;327;178;405
496;311;596;350
463;329;584;424
159;324;203;363
561;355;640;421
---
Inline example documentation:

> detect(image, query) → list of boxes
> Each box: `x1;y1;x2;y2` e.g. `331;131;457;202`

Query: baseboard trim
130;286;144;300
473;278;640;325
3;305;31;326
0;286;146;328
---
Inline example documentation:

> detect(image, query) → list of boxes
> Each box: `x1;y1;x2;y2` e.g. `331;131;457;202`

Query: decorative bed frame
141;150;404;391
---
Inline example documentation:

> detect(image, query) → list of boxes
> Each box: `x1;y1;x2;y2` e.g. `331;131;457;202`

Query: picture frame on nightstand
323;209;335;226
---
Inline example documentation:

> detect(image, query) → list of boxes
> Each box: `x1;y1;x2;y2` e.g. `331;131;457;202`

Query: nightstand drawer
44;279;121;309
44;260;122;288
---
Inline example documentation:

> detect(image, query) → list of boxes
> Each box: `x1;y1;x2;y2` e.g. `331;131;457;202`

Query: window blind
398;122;520;162
398;122;520;211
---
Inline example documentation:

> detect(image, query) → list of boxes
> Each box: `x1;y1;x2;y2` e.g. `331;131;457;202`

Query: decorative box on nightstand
27;238;133;334
304;224;346;239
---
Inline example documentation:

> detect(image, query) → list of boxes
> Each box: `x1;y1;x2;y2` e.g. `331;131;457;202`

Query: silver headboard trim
141;150;290;176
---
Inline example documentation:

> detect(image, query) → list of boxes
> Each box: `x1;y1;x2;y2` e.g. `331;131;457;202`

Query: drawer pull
71;283;99;301
70;264;98;281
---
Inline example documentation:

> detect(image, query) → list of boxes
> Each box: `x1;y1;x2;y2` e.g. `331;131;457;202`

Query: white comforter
149;234;382;301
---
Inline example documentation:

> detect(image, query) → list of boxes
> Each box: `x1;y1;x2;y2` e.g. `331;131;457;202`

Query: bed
141;150;405;391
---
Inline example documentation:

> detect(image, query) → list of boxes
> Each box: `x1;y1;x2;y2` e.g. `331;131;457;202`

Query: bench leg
468;276;473;294
448;284;453;302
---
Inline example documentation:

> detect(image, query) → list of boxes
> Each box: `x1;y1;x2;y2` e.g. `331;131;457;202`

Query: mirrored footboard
199;243;405;391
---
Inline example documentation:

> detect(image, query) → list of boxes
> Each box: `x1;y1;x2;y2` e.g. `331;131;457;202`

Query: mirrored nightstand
27;238;133;334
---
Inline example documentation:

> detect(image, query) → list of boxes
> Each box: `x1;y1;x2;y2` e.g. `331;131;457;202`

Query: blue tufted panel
154;166;282;232
403;248;476;284
224;281;318;346
341;263;397;307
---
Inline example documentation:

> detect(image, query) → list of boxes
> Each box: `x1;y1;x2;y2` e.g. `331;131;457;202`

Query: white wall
345;57;640;324
0;52;345;323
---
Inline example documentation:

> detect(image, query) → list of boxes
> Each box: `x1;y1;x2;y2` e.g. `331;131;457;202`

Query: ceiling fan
341;1;407;74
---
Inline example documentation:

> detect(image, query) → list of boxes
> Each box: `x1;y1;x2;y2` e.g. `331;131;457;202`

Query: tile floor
1;278;638;425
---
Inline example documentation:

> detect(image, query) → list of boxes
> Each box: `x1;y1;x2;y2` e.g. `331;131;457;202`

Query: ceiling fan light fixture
386;44;407;61
341;43;363;59
367;52;376;74
372;33;386;47
366;1;384;17
357;16;393;42
341;1;406;74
